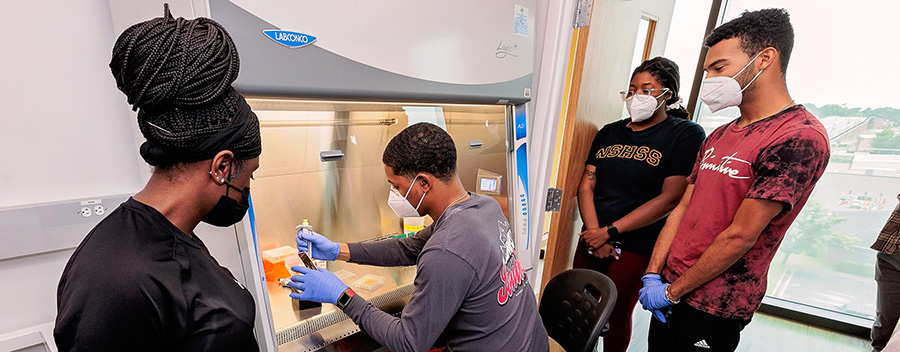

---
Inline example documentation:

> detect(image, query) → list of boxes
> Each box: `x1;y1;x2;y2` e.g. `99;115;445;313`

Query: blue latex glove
296;229;340;261
650;308;668;323
640;283;674;310
288;266;349;305
639;275;675;311
641;273;664;288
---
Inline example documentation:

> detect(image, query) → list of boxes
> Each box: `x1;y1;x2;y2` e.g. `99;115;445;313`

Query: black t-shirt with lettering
584;115;705;253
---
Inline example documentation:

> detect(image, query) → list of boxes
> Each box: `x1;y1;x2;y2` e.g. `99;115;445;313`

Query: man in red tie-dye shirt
638;9;830;352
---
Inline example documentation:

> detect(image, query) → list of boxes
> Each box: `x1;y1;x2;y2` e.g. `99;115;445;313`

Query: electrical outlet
79;207;92;218
93;205;105;216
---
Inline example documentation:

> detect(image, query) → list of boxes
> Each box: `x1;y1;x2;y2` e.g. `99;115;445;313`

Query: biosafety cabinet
109;1;537;351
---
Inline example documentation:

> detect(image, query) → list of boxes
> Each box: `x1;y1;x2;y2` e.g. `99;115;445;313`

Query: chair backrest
539;269;617;352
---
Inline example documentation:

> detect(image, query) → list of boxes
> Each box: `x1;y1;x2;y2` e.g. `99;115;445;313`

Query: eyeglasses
619;87;669;101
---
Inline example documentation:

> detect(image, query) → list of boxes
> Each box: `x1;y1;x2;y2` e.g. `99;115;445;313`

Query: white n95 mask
699;51;765;113
388;176;426;218
627;90;667;123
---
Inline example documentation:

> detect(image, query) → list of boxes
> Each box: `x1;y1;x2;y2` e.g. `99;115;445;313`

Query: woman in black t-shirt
54;6;262;351
574;57;705;352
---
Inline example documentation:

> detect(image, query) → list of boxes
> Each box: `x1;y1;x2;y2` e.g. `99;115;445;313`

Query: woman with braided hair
55;5;261;351
574;57;705;352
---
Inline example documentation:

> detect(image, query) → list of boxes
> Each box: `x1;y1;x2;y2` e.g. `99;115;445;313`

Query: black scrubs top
54;198;258;352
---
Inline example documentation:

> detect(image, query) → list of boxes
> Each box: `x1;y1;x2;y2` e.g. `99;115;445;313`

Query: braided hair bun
109;4;260;167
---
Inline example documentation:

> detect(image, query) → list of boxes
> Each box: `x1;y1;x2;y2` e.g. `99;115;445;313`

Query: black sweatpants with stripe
648;302;751;352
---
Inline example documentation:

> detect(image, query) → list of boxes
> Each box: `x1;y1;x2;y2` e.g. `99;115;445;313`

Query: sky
663;0;900;110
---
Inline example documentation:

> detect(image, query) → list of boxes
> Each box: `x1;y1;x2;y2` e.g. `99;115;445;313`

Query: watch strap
606;224;619;237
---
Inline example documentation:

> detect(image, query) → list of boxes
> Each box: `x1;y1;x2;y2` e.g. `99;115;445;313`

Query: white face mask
388;176;426;218
626;89;668;123
699;51;765;113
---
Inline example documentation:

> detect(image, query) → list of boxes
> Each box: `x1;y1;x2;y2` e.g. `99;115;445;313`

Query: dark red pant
573;240;651;352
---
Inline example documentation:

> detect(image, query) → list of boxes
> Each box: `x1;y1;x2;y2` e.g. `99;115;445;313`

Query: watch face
337;292;352;308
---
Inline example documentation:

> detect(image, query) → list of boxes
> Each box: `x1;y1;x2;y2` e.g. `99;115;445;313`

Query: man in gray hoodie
288;122;549;352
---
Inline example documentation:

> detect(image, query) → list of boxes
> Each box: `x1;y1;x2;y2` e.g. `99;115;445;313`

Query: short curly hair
705;8;794;75
383;123;457;182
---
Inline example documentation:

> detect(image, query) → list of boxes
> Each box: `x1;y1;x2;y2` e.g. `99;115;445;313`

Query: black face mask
202;179;250;227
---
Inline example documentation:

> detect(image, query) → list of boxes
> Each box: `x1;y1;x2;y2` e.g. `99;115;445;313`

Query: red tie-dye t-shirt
662;105;830;320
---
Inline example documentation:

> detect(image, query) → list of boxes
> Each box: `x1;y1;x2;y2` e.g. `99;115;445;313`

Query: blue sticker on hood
262;30;317;48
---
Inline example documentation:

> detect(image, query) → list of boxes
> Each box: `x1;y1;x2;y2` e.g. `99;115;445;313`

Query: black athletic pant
648;302;751;352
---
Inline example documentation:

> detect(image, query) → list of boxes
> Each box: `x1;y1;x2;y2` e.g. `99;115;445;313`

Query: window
630;16;658;73
624;15;660;119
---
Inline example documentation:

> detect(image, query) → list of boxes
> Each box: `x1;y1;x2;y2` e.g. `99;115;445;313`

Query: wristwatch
336;288;356;309
606;224;619;237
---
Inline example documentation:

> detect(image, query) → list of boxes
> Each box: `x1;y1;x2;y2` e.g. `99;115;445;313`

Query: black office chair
539;269;617;352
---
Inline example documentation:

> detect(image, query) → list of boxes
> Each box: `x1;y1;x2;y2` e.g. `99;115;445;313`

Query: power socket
77;199;105;219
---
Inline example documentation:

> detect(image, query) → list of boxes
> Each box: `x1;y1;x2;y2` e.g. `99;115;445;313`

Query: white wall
0;0;143;209
0;0;142;340
577;0;676;128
